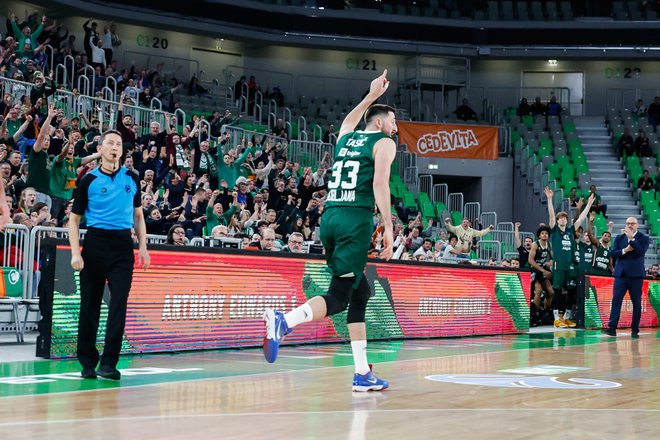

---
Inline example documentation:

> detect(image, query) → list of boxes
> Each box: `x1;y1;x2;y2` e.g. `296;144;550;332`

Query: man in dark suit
604;217;649;338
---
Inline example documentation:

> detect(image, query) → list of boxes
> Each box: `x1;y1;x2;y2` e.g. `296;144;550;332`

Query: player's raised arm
338;70;390;139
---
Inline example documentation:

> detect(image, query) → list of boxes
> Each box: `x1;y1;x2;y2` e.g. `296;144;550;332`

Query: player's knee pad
347;276;371;324
322;276;354;316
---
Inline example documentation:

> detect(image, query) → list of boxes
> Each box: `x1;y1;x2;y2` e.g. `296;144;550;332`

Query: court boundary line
1;407;660;427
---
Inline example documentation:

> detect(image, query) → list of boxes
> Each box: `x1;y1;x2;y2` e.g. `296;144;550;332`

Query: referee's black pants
77;228;135;371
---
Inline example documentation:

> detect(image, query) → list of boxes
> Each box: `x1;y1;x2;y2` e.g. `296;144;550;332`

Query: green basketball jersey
590;244;612;275
325;130;388;210
578;241;594;272
549;224;576;266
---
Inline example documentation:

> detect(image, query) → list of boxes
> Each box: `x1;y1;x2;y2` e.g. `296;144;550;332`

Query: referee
69;130;150;380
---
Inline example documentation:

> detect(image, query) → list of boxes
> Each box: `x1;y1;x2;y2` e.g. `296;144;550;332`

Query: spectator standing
444;216;493;255
26;103;56;211
514;222;532;267
530;97;546;116
82;18;99;62
517;98;532;116
50;134;101;222
648;96;660;132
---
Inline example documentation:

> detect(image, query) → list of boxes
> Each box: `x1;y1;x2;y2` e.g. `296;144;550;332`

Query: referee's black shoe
97;366;121;380
602;328;617;337
81;368;97;379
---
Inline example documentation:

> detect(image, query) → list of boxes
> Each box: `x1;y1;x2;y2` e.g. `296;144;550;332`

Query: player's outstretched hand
369;69;390;99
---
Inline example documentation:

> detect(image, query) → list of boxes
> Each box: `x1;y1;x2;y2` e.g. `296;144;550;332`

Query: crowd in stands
1;10;657;289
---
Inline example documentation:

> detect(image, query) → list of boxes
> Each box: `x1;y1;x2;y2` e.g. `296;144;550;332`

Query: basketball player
262;70;396;392
544;187;594;328
585;213;614;276
527;225;553;326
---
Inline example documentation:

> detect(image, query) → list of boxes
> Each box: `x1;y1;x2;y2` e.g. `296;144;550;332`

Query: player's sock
284;303;313;328
553;310;561;320
351;340;370;375
563;310;572;320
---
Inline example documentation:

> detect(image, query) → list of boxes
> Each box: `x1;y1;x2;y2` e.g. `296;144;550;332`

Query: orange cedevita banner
397;121;499;160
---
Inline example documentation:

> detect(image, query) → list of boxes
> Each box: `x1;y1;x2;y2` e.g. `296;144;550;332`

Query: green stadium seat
568;138;582;151
556;155;571;167
522;115;533;128
640;190;655;207
576;162;589;174
434;202;447;218
450;211;463;226
421;202;436;219
403;192;417;210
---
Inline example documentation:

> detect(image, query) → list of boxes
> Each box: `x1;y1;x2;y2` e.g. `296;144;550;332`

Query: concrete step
582;146;616;151
577;133;609;138
607;213;647;222
590;172;627;180
586;159;622;166
589;167;626;173
582;146;616;153
591;177;629;184
579;135;611;141
606;207;642;216
599;196;637;204
598;200;638;208
583;154;620;160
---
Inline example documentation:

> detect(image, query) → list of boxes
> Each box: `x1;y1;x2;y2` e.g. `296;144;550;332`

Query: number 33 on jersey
325;130;390;209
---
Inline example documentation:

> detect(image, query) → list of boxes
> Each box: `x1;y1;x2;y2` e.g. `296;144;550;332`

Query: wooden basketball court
1;330;659;439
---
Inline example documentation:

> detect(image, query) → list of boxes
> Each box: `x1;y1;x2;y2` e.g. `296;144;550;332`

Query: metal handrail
174;108;187;130
55;63;67;88
267;99;278;130
254;90;263;124
150;97;163;111
105;75;117;100
44;44;55;73
63;55;75;89
101;86;114;102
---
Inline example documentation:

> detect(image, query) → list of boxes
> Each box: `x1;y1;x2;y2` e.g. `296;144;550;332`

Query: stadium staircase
574;116;646;233
575;116;658;266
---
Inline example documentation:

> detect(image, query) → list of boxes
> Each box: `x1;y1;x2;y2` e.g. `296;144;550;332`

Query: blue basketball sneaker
352;371;389;392
262;309;291;363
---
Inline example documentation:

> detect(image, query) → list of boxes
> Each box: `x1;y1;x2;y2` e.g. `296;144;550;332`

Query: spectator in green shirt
49;134;101;223
10;12;45;57
25;103;56;210
205;189;240;233
217;141;256;188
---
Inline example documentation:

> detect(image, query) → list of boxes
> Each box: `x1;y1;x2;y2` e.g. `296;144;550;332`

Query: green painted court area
2;329;651;398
